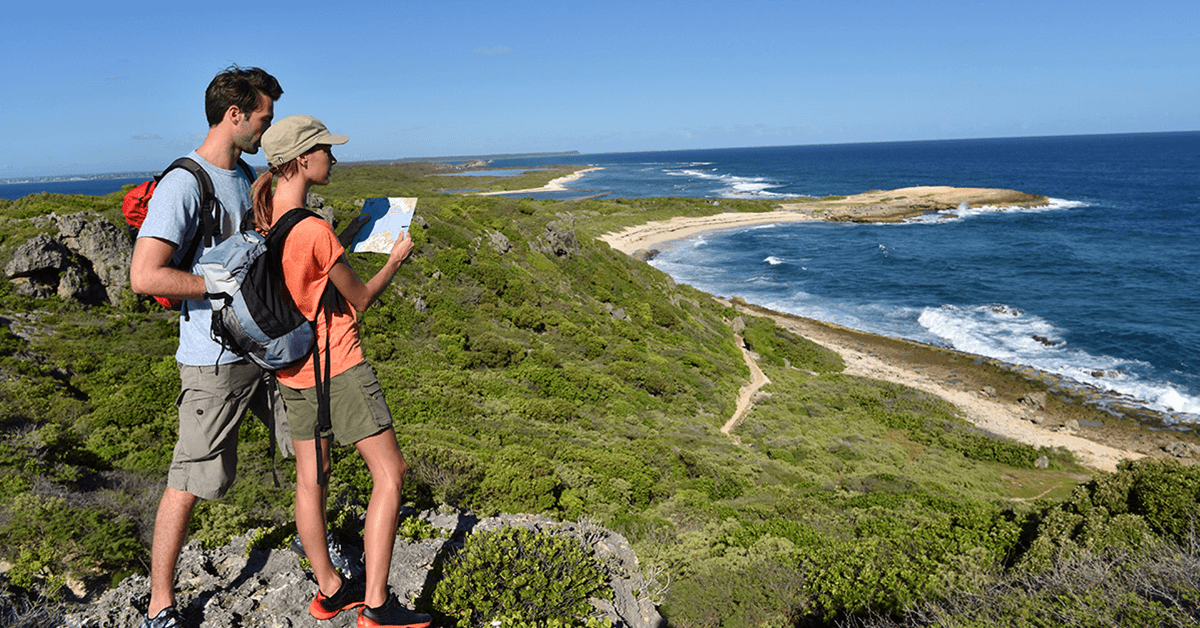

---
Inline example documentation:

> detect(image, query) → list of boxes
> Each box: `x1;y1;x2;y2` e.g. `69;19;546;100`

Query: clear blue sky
4;0;1196;178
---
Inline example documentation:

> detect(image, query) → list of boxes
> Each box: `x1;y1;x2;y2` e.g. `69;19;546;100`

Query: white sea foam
663;166;788;198
764;256;785;265
903;198;1085;224
918;303;1200;421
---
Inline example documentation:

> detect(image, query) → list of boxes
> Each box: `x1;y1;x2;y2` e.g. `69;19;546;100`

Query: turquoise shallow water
496;133;1200;422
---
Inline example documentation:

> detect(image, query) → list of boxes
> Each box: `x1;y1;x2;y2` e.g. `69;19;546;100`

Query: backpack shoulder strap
234;157;256;185
264;208;347;314
265;207;344;487
264;208;319;246
161;157;218;271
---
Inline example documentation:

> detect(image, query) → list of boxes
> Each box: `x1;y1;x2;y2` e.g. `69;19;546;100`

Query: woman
255;115;430;628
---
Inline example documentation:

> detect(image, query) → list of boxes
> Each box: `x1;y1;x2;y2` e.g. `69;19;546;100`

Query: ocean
0;175;149;200
6;133;1198;423
491;133;1200;424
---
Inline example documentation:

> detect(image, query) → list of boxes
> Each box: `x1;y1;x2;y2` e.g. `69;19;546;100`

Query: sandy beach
599;186;1196;473
599;186;1047;255
476;167;604;196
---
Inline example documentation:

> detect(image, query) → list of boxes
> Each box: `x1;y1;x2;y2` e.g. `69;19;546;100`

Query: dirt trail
722;333;771;446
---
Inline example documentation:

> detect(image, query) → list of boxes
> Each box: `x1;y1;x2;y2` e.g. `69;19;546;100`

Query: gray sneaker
325;532;364;579
290;531;364;579
139;606;184;628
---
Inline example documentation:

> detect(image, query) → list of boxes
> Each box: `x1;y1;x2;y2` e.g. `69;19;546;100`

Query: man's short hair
204;65;284;127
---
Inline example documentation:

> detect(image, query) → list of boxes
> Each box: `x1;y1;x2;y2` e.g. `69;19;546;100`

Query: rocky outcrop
484;230;512;255
5;212;131;306
534;219;581;259
63;508;664;628
53;212;132;305
5;234;73;300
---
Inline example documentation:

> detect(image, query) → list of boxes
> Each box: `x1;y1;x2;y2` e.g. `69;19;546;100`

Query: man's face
233;92;275;154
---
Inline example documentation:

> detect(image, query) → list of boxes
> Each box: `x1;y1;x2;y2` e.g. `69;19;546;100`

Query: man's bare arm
130;237;206;299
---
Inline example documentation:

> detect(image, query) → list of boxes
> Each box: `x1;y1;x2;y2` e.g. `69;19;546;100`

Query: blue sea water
0;175;148;200
494;133;1200;423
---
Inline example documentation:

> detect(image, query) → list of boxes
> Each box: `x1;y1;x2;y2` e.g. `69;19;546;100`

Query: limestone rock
5;233;70;277
1018;391;1047;410
486;230;512;255
1164;441;1200;458
52;212;132;305
4;212;132;306
62;508;663;628
535;219;580;259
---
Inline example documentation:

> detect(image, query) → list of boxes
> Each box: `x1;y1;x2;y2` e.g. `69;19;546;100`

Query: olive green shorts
279;362;393;446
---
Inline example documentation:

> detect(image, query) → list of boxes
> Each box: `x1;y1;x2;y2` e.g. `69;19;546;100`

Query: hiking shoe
357;595;431;628
291;531;364;579
309;577;367;619
140;606;184;628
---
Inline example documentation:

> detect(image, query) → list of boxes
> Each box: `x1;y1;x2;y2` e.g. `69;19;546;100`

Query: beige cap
262;115;349;167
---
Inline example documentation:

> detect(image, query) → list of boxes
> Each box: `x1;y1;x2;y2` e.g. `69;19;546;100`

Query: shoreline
599;186;1048;255
597;186;1197;473
728;300;1146;473
475;167;604;196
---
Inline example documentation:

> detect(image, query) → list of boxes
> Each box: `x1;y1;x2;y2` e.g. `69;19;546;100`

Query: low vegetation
0;164;1197;626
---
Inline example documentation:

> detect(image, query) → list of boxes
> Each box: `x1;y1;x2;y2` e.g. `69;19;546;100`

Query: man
130;65;287;628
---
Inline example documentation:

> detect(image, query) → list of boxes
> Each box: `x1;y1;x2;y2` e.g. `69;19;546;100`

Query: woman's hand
389;231;414;267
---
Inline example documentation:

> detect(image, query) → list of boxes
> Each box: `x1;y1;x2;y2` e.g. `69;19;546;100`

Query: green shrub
0;494;142;597
192;501;255;550
742;318;843;373
1016;458;1200;569
476;446;561;515
468;333;524;369
432;526;612;627
406;443;485;506
397;517;443;542
509;303;546;332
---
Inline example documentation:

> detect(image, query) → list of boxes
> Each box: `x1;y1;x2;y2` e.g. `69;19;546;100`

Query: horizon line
4;129;1197;184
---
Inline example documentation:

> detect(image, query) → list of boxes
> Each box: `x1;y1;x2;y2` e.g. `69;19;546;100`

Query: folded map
347;197;418;254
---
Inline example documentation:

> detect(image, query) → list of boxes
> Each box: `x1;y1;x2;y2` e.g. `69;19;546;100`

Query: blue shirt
138;151;254;366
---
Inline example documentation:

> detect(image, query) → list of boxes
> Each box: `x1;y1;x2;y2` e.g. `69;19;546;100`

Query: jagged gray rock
4;212;131;306
535;219;580;259
5;234;70;299
485;230;512;255
52;212;132;306
63;508;664;628
5;233;70;277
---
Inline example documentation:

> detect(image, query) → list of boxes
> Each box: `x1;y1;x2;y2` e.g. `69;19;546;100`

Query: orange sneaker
357;594;431;628
309;577;366;620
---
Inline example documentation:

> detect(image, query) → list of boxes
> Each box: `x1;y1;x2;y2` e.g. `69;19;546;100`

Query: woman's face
302;145;336;185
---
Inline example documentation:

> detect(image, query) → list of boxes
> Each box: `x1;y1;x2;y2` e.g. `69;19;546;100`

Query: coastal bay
595;185;1195;474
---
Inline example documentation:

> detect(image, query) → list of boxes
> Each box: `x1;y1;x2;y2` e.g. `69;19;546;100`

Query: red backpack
123;157;254;309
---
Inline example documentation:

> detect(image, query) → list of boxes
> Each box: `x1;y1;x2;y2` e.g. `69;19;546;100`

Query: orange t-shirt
275;215;364;389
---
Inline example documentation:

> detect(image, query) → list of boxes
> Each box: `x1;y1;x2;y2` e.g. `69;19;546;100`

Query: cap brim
322;133;349;146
